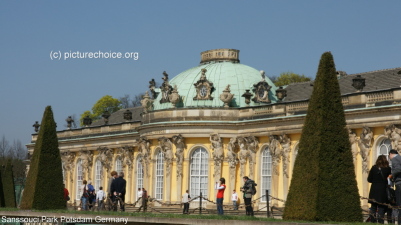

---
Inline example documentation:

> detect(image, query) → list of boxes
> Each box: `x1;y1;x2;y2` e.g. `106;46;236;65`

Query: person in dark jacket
110;171;127;211
368;155;391;223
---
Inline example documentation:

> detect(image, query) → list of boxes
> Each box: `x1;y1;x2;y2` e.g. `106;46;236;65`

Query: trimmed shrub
0;168;5;207
20;106;65;210
2;159;16;207
283;52;362;222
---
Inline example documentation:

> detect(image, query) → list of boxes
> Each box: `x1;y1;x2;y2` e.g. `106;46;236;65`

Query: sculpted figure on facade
348;128;359;167
160;71;173;103
269;135;282;176
158;137;174;176
61;150;75;183
358;126;373;173
97;146;113;172
138;136;151;177
385;124;401;153
227;137;239;169
237;136;249;177
279;134;291;178
245;136;259;178
79;149;93;180
141;91;154;113
172;134;186;179
210;133;224;178
120;146;134;178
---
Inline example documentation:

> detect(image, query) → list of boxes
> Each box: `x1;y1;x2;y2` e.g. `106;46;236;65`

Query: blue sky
0;1;400;145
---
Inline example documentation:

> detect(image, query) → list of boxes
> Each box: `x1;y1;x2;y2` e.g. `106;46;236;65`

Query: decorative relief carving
385;124;401;153
168;85;180;108
79;148;93;180
237;135;259;178
252;71;271;103
245;136;259;178
210;133;224;179
160;71;173;103
138;136;151;177
227;137;239;169
358;127;373;173
97;146;113;172
119;146;134;178
279;134;291;178
172;134;186;179
227;137;239;190
237;137;249;177
348;128;359;167
158;137;174;176
269;135;281;176
61;150;75;183
193;69;214;100
219;85;234;108
141;91;154;113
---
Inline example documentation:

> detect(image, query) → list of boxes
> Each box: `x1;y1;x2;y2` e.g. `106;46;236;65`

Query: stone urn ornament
220;85;234;108
169;85;180;108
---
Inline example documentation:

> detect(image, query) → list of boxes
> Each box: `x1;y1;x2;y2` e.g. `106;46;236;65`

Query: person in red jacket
63;185;69;208
215;177;226;215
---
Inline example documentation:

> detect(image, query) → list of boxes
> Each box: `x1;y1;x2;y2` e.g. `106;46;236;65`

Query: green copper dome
152;49;278;110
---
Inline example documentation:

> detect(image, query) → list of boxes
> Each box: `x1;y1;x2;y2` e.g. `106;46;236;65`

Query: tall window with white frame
190;147;209;199
260;146;272;202
95;159;103;190
155;149;164;200
136;157;144;198
76;159;83;200
377;138;392;160
115;157;123;174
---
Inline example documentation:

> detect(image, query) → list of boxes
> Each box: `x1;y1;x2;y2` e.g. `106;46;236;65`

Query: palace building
27;49;401;209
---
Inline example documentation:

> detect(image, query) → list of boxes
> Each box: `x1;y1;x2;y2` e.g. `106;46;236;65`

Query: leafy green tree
1;159;16;207
20;106;65;210
79;95;121;126
274;72;311;86
92;95;121;118
283;52;362;222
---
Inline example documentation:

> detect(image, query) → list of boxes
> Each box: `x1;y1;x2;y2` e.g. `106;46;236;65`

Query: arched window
155;150;164;200
115;157;123;174
95;159;103;190
377;138;392;159
76;159;83;200
136;157;144;196
260;146;272;202
190;147;209;199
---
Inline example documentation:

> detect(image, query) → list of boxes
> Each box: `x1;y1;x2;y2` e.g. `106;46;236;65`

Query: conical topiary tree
283;52;362;222
0;168;5;207
20;106;65;210
2;159;16;207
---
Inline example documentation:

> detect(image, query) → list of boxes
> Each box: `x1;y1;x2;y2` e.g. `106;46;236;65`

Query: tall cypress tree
0;168;5;207
2;159;16;207
20;106;65;210
283;52;362;222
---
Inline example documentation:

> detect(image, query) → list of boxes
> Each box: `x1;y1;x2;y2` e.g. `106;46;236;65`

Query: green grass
0;208;368;224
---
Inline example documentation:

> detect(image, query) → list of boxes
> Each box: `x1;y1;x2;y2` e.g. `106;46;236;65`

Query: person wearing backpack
241;176;256;216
